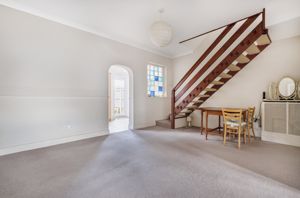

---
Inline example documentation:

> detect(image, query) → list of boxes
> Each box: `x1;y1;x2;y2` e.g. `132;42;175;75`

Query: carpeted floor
0;127;300;198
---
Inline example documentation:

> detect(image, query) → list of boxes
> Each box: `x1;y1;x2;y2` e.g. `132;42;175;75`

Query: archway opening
108;65;133;133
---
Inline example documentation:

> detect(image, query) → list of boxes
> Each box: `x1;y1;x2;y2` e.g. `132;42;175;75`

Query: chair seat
225;121;246;127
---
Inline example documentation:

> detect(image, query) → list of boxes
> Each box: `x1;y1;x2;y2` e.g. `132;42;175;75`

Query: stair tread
187;105;198;109
191;98;204;101
210;81;224;85
187;103;198;107
219;73;232;78
204;88;217;92
191;100;204;104
228;64;240;71
193;95;209;100
256;34;271;45
246;44;260;55
236;55;250;63
199;94;210;97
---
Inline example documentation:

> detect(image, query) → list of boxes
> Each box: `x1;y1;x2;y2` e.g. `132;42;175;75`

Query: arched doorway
108;65;133;133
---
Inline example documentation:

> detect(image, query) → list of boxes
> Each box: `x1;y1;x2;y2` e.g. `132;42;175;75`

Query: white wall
0;5;172;151
173;22;300;137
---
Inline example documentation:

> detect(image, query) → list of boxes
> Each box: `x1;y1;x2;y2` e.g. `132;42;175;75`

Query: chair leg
223;126;227;145
238;127;241;149
247;126;250;143
252;126;256;140
242;131;244;144
243;127;246;144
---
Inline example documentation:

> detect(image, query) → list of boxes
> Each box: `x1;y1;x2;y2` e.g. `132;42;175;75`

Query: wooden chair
222;108;247;149
246;107;256;142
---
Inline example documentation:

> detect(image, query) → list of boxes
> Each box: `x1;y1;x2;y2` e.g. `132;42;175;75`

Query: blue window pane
158;86;163;92
155;76;159;81
150;91;155;97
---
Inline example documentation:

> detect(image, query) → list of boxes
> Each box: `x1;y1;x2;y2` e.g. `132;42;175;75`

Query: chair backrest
222;108;243;124
247;107;255;125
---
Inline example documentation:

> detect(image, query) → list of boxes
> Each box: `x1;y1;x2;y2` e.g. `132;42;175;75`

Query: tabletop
197;107;247;112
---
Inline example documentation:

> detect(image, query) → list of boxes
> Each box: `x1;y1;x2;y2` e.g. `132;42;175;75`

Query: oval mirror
278;77;296;99
298;81;300;99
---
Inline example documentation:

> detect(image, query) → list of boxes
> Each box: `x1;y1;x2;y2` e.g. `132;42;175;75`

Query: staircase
167;9;271;129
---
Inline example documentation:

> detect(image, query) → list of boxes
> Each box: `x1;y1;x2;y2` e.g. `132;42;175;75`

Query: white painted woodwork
262;102;300;147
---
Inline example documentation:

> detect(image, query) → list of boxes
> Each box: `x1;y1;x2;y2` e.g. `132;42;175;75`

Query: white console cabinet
262;101;300;147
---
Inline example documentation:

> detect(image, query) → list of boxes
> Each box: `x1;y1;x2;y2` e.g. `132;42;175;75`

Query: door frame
108;65;134;130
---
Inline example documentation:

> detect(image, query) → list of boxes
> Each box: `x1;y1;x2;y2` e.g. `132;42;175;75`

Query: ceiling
1;0;300;58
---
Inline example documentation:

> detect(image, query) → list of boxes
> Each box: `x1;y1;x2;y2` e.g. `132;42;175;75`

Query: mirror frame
298;81;300;99
278;76;296;99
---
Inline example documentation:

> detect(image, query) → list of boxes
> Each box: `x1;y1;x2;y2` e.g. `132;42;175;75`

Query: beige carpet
0;127;300;198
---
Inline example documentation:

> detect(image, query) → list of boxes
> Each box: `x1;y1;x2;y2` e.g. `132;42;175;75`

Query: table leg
206;112;209;140
218;115;221;133
201;110;204;135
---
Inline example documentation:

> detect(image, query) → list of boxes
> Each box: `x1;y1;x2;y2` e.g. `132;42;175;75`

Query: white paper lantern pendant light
150;9;173;47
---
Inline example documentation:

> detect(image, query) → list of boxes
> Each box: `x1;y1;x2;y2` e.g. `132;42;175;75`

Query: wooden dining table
197;107;247;140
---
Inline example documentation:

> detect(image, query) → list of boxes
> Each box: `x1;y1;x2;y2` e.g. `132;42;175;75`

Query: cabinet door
288;103;300;136
264;103;286;133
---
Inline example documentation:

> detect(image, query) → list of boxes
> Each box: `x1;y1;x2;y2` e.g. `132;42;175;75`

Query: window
113;79;126;116
147;64;166;97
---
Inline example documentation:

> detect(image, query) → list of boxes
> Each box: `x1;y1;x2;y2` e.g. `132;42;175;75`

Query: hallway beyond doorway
109;117;129;133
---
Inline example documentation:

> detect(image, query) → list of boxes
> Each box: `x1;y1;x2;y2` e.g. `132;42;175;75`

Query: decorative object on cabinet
262;91;266;100
278;77;296;99
268;82;278;100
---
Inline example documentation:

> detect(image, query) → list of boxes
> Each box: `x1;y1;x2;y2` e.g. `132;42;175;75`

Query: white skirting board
262;131;300;147
0;131;108;156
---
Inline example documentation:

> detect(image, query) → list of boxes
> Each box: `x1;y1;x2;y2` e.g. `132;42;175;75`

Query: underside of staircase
158;9;271;129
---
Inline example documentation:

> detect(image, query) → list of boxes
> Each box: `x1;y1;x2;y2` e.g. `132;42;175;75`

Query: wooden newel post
171;89;175;129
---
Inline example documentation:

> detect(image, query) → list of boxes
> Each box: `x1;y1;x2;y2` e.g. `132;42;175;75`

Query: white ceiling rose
150;9;173;47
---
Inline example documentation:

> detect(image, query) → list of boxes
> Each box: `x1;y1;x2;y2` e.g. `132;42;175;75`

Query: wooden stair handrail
174;13;260;102
173;24;234;91
175;22;265;114
179;11;264;44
